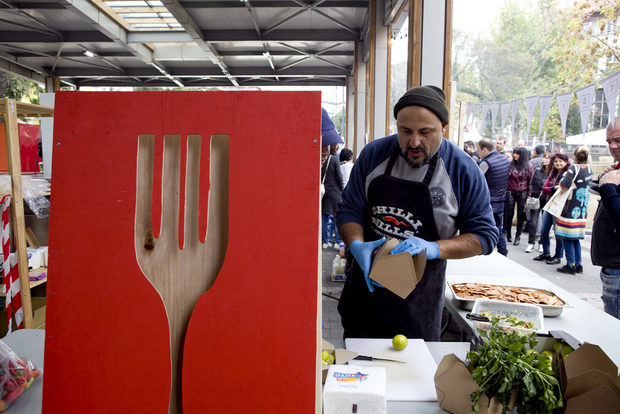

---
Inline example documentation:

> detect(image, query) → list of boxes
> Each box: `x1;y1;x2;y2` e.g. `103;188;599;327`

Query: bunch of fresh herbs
467;317;563;413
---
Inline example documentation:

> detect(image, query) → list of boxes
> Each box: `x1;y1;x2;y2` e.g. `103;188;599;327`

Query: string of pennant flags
464;69;620;140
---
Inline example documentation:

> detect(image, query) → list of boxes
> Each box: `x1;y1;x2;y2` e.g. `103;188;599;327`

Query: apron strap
384;144;401;176
384;144;439;187
423;153;439;186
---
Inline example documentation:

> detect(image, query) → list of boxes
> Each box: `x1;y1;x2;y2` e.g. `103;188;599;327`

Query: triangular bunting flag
524;95;538;139
481;103;490;134
511;99;521;138
575;83;596;136
555;92;573;139
538;95;554;137
500;101;510;134
490;102;499;134
601;71;620;122
465;103;473;126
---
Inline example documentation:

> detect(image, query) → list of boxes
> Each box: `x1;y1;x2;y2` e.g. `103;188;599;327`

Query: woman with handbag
525;152;551;253
504;147;534;246
554;146;593;275
533;153;569;263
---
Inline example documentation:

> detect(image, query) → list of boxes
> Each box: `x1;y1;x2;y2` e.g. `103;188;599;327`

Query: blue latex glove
390;236;440;260
349;237;386;292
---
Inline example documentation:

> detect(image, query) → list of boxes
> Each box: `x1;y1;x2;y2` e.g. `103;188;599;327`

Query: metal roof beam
161;0;239;86
74;76;346;88
127;31;192;42
60;0;152;63
217;49;353;57
0;2;66;9
0;30;112;43
182;1;368;8
7;50;135;58
0;53;48;81
128;29;357;43
53;65;348;77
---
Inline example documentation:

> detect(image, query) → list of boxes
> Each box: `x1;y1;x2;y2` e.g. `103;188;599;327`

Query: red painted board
43;91;321;413
0;123;42;173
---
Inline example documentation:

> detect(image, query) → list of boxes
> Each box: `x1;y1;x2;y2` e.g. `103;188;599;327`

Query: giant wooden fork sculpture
135;134;229;413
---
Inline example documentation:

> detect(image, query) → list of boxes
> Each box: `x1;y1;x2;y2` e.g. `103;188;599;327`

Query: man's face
397;106;446;168
477;144;488;159
606;120;620;162
496;139;505;151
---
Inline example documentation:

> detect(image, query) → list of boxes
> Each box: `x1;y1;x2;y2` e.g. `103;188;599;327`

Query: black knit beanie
393;85;449;124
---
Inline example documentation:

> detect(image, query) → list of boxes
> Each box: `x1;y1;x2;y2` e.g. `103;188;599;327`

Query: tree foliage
0;71;43;104
453;0;620;143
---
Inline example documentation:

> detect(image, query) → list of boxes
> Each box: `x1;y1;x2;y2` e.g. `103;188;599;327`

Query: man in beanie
336;86;498;341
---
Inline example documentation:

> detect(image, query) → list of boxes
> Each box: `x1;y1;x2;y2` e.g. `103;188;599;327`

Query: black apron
337;146;447;341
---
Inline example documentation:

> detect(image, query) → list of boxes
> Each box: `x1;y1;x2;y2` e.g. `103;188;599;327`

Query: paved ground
320;232;604;345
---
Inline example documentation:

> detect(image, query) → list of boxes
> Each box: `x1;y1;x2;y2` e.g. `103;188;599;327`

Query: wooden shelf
0;267;47;297
0;98;53;328
0;101;54;118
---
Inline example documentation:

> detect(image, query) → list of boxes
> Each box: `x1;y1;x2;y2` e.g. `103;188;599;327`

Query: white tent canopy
566;128;608;146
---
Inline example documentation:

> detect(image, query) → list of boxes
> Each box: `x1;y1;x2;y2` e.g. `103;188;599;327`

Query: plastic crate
471;298;545;335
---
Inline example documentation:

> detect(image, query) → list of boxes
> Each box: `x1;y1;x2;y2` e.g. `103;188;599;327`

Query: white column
373;0;389;139
346;75;355;150
355;45;367;158
40;93;55;179
420;0;446;88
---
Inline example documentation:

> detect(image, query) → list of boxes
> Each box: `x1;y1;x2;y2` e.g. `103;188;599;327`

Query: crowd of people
466;135;595;272
464;126;620;319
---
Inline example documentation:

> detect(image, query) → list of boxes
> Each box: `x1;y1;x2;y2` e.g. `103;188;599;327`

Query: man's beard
400;146;433;168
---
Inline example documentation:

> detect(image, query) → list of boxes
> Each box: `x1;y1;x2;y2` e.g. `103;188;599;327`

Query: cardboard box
31;296;46;330
435;331;620;414
435;354;516;414
0;296;45;336
369;238;426;299
321;339;359;383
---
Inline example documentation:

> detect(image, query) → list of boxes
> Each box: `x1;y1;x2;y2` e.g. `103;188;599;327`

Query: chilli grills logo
333;371;369;382
370;205;423;239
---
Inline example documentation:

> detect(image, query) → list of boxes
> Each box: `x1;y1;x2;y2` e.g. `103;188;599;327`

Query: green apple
328;354;335;365
392;334;408;351
322;350;331;362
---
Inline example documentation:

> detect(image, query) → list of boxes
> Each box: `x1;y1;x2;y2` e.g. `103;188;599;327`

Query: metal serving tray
448;282;566;317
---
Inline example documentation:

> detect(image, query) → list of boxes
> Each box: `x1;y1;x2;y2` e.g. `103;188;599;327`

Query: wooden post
2;99;33;328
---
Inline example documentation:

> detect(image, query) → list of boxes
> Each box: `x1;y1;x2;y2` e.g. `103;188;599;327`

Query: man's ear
442;124;448;136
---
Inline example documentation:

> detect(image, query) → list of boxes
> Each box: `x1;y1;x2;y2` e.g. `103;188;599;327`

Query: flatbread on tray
451;283;565;306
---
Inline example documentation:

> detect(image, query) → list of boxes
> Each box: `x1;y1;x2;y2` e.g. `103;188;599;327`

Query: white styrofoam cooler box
27;246;48;269
472;298;545;335
323;364;386;414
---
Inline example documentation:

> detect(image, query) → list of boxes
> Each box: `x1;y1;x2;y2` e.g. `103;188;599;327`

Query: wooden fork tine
136;134;155;245
203;134;229;290
184;135;201;249
161;135;181;241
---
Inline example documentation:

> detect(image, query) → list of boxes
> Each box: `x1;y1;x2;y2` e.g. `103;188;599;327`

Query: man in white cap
336;86;498;340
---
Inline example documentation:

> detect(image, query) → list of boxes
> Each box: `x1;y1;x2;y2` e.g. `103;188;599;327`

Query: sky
453;0;504;36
